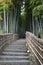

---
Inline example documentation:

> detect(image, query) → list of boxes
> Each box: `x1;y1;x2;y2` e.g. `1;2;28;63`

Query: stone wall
26;32;43;65
0;33;19;51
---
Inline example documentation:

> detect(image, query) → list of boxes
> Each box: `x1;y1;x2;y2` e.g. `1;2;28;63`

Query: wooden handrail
26;32;43;65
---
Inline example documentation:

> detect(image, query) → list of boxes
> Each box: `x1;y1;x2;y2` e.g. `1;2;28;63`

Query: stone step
10;45;25;48
5;48;26;50
6;46;26;49
4;49;27;52
7;45;26;48
5;47;26;50
8;45;25;46
0;39;32;65
10;43;25;45
2;52;27;54
11;42;25;44
14;39;26;43
11;43;25;45
0;52;28;56
0;56;29;60
0;60;31;65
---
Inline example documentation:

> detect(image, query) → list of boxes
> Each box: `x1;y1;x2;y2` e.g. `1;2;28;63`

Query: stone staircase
0;39;32;65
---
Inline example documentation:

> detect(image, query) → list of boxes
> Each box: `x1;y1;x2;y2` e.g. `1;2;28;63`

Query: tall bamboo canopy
0;0;3;2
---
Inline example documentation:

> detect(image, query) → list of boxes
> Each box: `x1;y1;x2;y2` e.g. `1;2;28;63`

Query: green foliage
0;29;6;34
21;13;26;28
0;0;12;20
0;0;12;11
30;0;41;6
33;5;43;17
41;15;43;19
25;0;42;17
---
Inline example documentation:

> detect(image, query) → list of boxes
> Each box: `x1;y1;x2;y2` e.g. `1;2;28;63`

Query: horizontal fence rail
26;32;43;65
0;33;18;51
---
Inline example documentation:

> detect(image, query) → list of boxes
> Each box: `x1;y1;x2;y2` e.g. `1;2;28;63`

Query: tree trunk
4;9;7;33
40;18;42;32
32;17;34;34
6;11;9;33
9;10;13;33
12;8;17;33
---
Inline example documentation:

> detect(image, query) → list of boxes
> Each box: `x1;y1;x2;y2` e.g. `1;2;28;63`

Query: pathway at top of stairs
0;39;32;65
